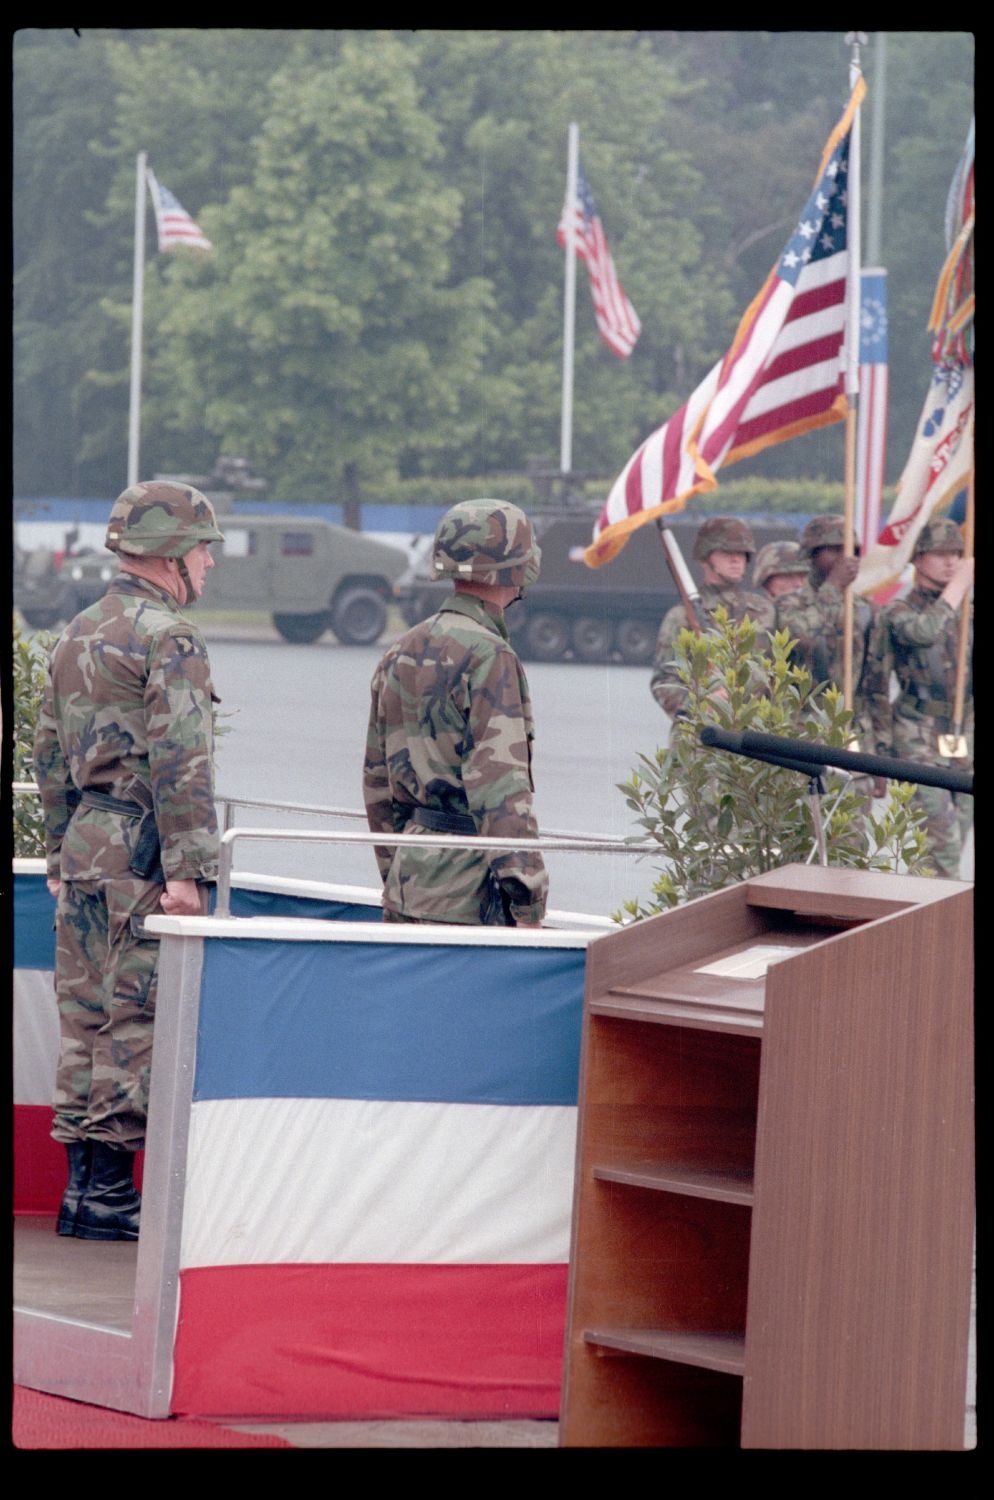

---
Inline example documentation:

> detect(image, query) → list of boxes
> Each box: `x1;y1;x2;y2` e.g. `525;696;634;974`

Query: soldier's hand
160;878;203;916
872;777;887;799
826;555;860;590
46;878;61;899
941;556;974;611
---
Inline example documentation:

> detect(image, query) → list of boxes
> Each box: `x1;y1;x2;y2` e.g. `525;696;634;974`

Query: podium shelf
592;1162;754;1206
584;1328;746;1377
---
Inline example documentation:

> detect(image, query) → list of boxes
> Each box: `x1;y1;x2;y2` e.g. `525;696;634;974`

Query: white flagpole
560;122;579;478
842;34;866;712
127;151;148;488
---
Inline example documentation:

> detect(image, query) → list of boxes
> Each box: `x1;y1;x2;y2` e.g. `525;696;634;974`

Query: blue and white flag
856;267;889;555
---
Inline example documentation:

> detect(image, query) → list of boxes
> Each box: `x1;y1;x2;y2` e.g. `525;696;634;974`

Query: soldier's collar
107;574;183;609
441;591;509;639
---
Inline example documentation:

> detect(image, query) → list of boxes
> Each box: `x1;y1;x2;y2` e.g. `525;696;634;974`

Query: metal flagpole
127;151;148;489
560;122;579;478
842;34;866;713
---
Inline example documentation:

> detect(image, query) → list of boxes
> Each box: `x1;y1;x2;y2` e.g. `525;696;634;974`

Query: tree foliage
13;28;974;502
12;616;54;858
616;612;932;918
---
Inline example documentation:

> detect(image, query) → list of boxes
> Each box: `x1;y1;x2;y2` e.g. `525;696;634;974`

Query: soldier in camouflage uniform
776;515;885;797
363;498;548;926
864;517;974;877
33;481;223;1240
752;539;807;600
650;516;775;719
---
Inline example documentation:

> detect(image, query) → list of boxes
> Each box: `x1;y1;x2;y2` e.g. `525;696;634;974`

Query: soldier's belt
408;807;478;835
79;789;145;818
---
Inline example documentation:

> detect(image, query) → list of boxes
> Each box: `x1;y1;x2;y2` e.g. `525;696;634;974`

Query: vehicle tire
272;611;331;644
572;615;614;662
329;586;388;646
19;605;64;630
616;617;657;665
524;611;570;662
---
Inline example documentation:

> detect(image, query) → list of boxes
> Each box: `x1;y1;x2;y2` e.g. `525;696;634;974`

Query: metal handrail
16;783;657;918
215;825;657;917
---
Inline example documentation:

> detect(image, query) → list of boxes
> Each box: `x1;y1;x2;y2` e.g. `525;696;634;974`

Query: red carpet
13;1387;293;1449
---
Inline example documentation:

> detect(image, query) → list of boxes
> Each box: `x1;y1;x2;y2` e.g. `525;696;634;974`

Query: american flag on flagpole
557;165;641;359
585;78;865;567
855;267;889;556
146;168;213;254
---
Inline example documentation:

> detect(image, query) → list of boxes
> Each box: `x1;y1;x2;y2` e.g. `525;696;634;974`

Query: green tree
12;616;54;857
140;33;493;507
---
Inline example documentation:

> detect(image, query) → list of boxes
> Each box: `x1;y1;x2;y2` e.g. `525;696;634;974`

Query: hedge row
354;475;890;516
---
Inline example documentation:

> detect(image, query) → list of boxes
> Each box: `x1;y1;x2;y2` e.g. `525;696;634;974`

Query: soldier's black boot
56;1140;92;1236
74;1141;141;1241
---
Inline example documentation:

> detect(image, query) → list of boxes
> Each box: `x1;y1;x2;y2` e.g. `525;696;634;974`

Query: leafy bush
617;611;932;919
12;614;54;858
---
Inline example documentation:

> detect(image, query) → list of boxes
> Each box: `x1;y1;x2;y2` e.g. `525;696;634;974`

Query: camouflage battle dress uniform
34;491;221;1163
776;516;879;741
364;500;548;925
864;520;973;877
650;518;775;719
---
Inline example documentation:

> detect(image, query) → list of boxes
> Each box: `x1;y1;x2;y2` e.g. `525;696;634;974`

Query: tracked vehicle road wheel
572;616;614;662
616;617;656;665
524;611;569;662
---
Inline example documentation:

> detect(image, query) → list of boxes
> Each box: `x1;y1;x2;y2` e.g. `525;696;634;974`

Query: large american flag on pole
585;78;865;567
147;168;213;254
557;165;641;359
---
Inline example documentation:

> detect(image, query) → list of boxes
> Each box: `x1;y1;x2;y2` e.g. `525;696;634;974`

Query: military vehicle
396;507;805;664
19;515;409;645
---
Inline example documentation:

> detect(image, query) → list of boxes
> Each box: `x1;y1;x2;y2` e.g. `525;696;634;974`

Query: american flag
586;78;865;567
855;268;889;557
147;168;213;254
557;165;641;359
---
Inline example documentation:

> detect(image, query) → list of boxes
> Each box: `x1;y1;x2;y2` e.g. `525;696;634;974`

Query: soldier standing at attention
776;514;885;796
865;517;974;877
751;539;807;601
34;482;224;1241
650;516;775;720
364;498;548;927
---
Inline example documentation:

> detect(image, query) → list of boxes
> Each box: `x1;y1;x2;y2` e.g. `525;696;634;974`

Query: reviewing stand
559;864;973;1449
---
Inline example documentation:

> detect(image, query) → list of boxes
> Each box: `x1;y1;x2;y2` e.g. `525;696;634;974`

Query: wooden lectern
559;865;974;1450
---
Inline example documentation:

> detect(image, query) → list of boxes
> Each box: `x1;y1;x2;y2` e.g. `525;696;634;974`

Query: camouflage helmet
105;481;225;558
431;499;541;588
799;514;854;559
752;540;806;589
692;516;756;562
913;517;965;557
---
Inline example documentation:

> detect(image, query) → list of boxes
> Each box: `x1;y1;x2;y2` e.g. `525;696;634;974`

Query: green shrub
12;614;54;858
617;611;932;919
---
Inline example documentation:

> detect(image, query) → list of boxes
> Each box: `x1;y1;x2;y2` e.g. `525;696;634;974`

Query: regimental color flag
586;78;866;568
147;168;213;254
856;268;889;557
856;120;974;597
557;165;641;359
